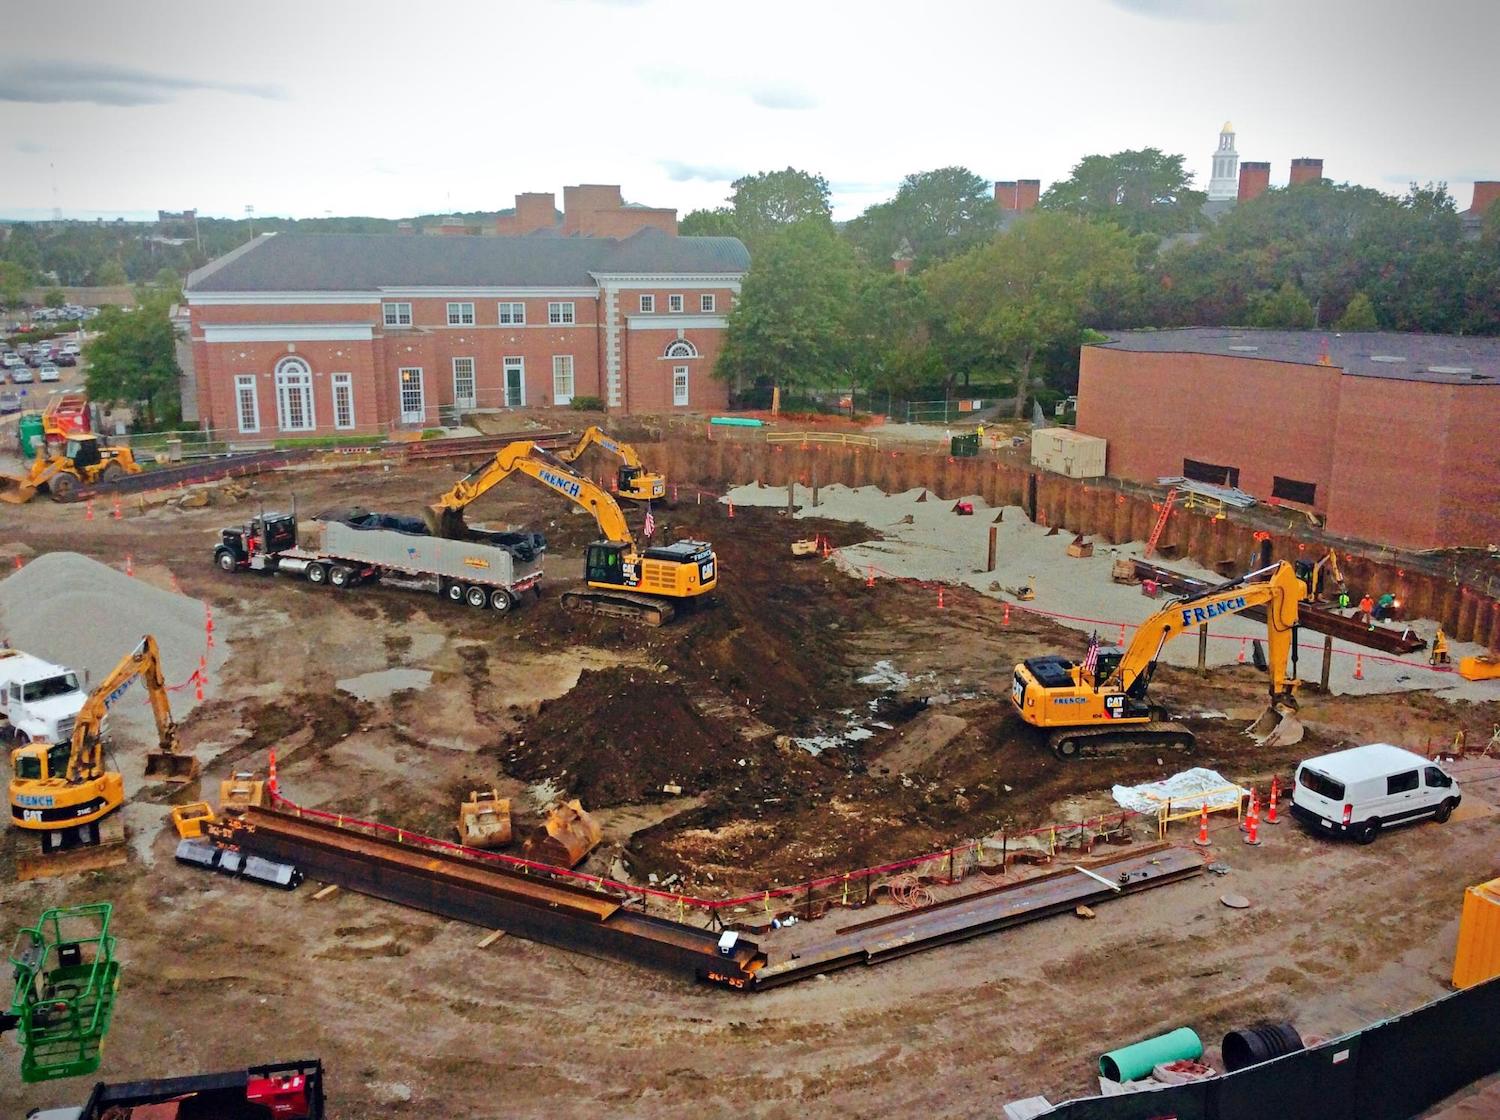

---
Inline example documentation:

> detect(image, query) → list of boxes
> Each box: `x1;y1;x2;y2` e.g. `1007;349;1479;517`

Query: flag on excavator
644;504;655;539
1082;631;1100;678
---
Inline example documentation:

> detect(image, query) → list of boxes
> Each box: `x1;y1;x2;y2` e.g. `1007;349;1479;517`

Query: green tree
922;211;1139;416
93;259;128;287
43;286;66;309
1352;183;1464;332
715;221;859;396
1335;291;1379;331
678;208;741;238
848;271;941;401
84;299;182;429
726;168;832;247
1251;280;1317;329
844;167;999;269
0;262;30;309
1040;149;1205;236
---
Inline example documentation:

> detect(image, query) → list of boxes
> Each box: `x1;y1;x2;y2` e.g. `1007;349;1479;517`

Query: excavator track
1048;721;1196;760
559;589;674;627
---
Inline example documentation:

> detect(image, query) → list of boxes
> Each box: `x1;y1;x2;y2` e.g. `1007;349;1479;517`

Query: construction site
3;413;1500;1118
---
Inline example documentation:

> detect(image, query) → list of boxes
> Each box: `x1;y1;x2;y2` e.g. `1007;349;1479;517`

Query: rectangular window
1272;476;1317;505
552;355;574;406
668;294;684;313
700;294;715;312
498;301;525;325
332;373;355;430
446;302;475;326
235;375;259;433
1183;458;1240;488
398;367;425;423
639;294;655;313
673;365;689;406
1387;771;1420;795
548;301;575;325
382;302;412;327
275;366;314;432
503;357;525;407
453;357;476;410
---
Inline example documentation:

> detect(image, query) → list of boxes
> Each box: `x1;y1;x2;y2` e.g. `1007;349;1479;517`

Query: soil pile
504;666;746;806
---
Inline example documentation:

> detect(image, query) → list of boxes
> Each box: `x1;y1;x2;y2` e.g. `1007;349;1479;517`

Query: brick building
184;224;748;435
1075;329;1500;550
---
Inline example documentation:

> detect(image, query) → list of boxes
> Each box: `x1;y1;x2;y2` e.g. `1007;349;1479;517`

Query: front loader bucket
144;752;200;783
0;475;38;504
1247;705;1304;748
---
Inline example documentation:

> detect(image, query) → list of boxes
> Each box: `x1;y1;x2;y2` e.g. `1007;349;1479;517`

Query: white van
1292;743;1460;844
0;650;87;744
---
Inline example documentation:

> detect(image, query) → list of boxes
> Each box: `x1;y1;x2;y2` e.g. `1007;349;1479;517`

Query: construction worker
1357;593;1375;623
1431;627;1451;666
1337;587;1350;610
1375;591;1398;621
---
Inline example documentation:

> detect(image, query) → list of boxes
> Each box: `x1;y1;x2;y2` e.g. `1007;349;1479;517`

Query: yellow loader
0;434;142;504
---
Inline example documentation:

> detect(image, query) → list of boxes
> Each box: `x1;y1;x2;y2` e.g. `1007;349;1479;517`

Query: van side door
1385;769;1422;822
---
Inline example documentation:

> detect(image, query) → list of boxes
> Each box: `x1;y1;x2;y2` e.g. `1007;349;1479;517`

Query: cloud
1109;0;1242;21
637;65;818;111
747;82;818;111
14;139;46;155
659;160;742;183
0;59;285;106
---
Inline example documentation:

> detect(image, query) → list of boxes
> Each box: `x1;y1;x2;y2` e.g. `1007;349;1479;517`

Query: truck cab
0;650;86;744
216;513;298;572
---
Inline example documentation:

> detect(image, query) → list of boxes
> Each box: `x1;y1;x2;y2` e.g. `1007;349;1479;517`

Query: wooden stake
477;929;507;949
311;883;340;900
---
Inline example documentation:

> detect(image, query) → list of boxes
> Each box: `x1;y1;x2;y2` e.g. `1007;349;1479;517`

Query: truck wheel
329;565;353;588
445;581;465;603
306;563;328;586
465;585;488;609
99;461;124;483
490;589;514;613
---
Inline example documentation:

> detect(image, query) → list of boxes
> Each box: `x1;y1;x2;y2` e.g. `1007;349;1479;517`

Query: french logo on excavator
1180;595;1246;627
538;469;582;498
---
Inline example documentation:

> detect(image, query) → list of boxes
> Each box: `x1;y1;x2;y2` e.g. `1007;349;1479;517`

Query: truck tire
48;472;78;502
306;563;328;586
215;549;238;573
329;565;353;588
445;581;464;604
465;585;488;609
489;589;513;613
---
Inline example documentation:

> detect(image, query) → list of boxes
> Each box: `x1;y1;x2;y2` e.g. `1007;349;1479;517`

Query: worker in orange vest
1357;593;1374;622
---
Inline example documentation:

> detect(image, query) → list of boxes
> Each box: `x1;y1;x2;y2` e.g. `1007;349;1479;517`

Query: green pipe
1099;1026;1202;1082
709;416;764;427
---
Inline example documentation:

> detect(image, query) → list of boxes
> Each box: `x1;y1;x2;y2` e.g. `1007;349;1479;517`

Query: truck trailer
214;509;544;614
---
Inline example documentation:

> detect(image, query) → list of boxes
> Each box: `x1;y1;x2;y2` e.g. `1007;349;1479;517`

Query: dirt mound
504;667;746;806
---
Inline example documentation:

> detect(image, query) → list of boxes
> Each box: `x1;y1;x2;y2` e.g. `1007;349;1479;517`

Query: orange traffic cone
1119;624;1127;645
124;554;133;577
865;566;875;589
1193;803;1211;847
85;500;94;522
727;499;734;519
112;496;122;520
194;671;204;702
1241;788;1258;832
1244;797;1262;846
1353;654;1364;680
1238;638;1247;664
1003;603;1011;625
937;586;945;610
12;555;20;571
268;747;279;796
1266;776;1280;825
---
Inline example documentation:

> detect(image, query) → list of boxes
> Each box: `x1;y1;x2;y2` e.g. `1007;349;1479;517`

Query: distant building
1206;123;1239;201
1462;182;1500;240
493;184;676;238
1075;328;1500;550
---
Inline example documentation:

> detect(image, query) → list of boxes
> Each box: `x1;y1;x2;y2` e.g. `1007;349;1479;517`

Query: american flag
1081;632;1100;679
644;505;656;539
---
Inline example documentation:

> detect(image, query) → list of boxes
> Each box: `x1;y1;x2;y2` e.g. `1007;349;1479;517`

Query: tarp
1111;767;1245;815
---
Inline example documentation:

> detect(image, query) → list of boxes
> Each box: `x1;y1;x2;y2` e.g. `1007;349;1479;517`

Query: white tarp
1112;767;1246;815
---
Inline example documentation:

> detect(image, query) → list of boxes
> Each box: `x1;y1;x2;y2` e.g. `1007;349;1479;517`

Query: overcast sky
1;0;1496;223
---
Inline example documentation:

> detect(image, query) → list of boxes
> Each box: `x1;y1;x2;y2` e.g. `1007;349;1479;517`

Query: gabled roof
186;228;749;293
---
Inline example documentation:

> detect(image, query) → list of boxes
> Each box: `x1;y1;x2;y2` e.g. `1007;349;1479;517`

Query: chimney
1016;179;1041;211
1470;181;1500;216
1237;161;1271;202
1289;158;1324;187
514;192;555;234
995;181;1019;210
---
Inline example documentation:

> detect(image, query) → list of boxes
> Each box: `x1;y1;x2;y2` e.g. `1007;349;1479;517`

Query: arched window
275;357;315;431
664;339;698;359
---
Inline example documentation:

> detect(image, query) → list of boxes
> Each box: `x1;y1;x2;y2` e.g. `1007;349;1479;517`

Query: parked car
1291;743;1460;844
10;367;32;383
61;341;81;355
0;390;20;414
38;364;60;382
54;353;77;367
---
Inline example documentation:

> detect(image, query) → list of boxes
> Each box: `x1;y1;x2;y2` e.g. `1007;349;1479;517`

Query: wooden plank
477;929;507;949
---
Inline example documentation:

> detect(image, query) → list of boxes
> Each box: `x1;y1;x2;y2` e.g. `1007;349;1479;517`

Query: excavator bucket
522;799;602;868
144;751;200;783
170;801;217;839
1246;704;1305;748
458;789;512;849
425;503;466;539
0;474;39;504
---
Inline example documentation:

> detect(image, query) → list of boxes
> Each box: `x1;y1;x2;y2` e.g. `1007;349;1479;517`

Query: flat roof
1300;742;1431;779
1092;328;1500;385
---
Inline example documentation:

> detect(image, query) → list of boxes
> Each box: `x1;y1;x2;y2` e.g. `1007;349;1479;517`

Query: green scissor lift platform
7;902;121;1083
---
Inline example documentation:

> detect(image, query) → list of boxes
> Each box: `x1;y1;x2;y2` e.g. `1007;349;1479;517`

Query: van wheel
1435;799;1457;823
1355;819;1381;844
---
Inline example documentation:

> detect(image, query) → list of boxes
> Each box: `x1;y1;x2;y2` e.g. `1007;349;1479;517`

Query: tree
1335;292;1379;331
848;271;941;400
42;286;67;309
725;168;832;247
1041;149;1205;236
1352;183;1464;332
678;208;741;238
715;222;859;396
0;262;29;309
844;167;999;268
84;299;182;429
93;259;128;287
1251;281;1317;329
922;212;1140;416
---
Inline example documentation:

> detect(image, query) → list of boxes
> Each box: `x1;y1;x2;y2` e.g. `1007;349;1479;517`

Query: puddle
336;668;433;701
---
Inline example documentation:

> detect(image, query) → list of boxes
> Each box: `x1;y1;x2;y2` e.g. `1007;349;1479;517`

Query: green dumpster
950;432;980;457
17;412;43;458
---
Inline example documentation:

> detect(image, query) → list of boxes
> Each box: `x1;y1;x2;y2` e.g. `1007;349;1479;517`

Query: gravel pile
0;551;224;730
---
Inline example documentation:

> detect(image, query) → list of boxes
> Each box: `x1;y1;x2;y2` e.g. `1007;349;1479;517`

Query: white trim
639;294;655;313
188;291;382;306
592;273;744;291
445;301;476;326
503;356;526;407
497;301;526;325
397;367;425;423
382;301;412;327
668;294;684;313
189;286;601;304
673;365;689;406
203;323;374;343
381;286;596;298
332;372;355;430
452;356;476;410
552;354;574;406
274;357;316;432
664;339;699;359
700;293;716;312
547;301;576;325
625;315;727;331
234;374;260;433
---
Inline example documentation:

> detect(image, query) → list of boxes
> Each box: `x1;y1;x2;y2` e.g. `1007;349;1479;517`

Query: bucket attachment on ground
1246;704;1304;747
0;474;38;504
144;751;200;783
522;799;602;868
1459;655;1500;682
458;789;512;849
170;802;217;839
219;772;267;812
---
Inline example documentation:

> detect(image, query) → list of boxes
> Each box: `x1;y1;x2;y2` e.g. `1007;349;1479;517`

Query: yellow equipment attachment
522;799;602;868
218;772;267;813
171;801;217;839
790;538;820;557
0;435;141;505
555;426;666;501
457;789;512;849
1459;655;1500;682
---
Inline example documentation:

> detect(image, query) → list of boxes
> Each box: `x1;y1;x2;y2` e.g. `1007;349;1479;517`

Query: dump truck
213;507;545;614
0;649;88;745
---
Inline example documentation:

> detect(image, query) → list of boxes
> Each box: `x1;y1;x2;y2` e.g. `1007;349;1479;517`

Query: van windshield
1298;768;1345;800
21;674;81;703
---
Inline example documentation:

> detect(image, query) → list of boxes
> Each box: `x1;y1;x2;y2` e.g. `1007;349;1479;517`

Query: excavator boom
555;426;666;501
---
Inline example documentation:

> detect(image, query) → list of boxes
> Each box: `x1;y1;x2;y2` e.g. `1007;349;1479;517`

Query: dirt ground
3;448;1500;1116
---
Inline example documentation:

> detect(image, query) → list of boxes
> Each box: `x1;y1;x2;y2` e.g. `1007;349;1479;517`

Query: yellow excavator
0;434;142;504
9;635;198;849
1295;548;1345;603
427;441;715;626
1011;561;1308;758
555;426;666;501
